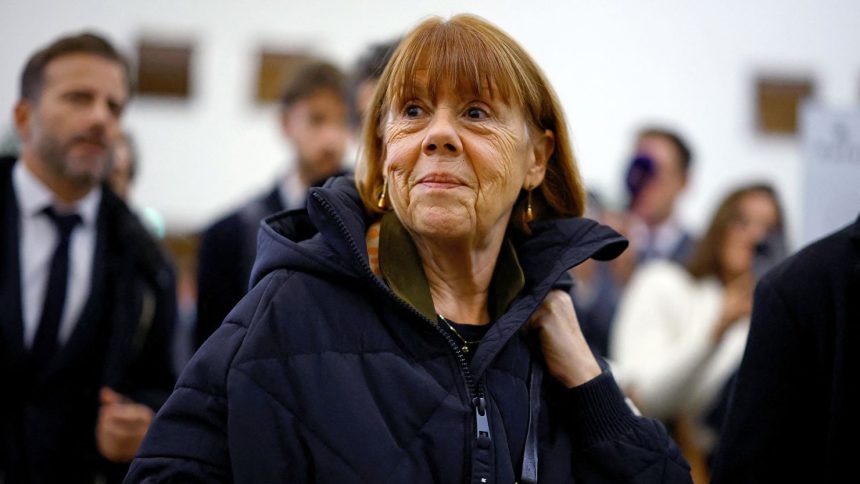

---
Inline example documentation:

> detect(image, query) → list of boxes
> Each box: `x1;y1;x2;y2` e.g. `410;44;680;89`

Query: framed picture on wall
255;50;312;103
136;39;194;99
755;76;815;135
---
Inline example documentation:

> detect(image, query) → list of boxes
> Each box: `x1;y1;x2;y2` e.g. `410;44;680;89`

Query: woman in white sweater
610;183;785;454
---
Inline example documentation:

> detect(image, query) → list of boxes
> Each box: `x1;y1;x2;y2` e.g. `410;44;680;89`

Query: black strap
520;356;543;483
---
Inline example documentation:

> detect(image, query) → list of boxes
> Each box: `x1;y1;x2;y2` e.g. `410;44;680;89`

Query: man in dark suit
194;61;350;349
0;32;176;483
710;212;860;483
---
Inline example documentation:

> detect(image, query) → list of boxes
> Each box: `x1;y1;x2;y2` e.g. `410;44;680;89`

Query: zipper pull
473;396;492;449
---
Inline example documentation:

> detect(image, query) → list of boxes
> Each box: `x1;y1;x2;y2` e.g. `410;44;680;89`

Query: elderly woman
127;15;690;483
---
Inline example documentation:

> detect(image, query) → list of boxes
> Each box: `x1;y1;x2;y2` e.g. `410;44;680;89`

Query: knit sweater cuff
563;371;640;447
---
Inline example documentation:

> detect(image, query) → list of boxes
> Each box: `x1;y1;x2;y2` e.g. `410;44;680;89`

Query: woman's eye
404;105;423;118
466;107;488;120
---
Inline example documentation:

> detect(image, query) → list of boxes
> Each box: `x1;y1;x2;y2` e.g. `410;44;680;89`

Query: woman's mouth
418;174;465;189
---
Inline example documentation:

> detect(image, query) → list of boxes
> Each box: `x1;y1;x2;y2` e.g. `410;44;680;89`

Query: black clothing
127;176;691;483
0;157;177;484
711;213;860;483
29;209;82;372
195;171;348;349
194;186;283;349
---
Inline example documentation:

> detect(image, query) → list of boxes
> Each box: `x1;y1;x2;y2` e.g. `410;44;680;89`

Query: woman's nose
422;110;462;157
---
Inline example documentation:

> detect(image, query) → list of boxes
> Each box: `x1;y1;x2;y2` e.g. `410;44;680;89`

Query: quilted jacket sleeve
123;315;248;482
564;372;693;483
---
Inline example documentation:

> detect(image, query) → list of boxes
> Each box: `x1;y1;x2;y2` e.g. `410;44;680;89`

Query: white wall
2;0;859;244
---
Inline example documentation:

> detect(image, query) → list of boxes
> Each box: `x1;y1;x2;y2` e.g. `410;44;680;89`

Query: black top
711;213;860;483
439;316;492;361
0;156;177;484
127;176;693;483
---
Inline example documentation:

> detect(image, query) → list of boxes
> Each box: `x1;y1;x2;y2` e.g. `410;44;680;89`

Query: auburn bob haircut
355;14;586;232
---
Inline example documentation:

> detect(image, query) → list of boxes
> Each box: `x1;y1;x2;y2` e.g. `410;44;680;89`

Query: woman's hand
528;290;602;388
712;273;754;343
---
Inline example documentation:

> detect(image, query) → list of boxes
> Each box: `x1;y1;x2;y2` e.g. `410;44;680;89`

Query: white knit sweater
609;261;749;451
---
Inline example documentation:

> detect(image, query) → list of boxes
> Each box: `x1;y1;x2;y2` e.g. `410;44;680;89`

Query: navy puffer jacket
126;177;691;483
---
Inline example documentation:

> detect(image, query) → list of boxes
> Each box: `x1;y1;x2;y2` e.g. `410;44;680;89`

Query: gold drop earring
377;177;389;209
524;187;534;223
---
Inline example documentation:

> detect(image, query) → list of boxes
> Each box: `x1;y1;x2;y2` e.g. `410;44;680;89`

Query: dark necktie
29;206;82;373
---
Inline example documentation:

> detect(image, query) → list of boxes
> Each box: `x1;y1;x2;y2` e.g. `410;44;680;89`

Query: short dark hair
20;32;131;102
352;38;400;86
349;38;400;127
280;61;347;108
637;127;693;174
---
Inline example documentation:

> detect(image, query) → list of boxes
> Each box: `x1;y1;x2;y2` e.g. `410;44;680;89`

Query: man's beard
37;130;110;188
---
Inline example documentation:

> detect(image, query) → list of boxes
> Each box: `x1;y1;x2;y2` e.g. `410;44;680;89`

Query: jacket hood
250;176;371;287
252;175;626;287
250;175;628;374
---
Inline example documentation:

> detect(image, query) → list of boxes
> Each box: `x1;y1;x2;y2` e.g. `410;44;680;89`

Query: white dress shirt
629;216;689;261
13;161;101;348
278;169;309;211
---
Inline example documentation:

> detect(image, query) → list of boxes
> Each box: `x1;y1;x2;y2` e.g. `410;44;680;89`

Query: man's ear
13;100;32;141
525;128;553;189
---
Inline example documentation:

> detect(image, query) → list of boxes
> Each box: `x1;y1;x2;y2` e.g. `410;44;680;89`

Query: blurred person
105;131;165;239
106;130;136;201
194;61;350;349
106;131;192;376
349;37;400;131
572;128;695;357
126;15;691;483
0;32;176;483
610;184;785;464
710;211;860;483
625;127;696;265
569;191;626;357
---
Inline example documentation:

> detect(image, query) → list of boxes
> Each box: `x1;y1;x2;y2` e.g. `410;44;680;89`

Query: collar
378;211;525;322
630;215;687;256
279;168;309;211
13;159;101;227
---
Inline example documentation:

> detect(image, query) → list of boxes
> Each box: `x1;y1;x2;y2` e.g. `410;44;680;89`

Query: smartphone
752;230;787;280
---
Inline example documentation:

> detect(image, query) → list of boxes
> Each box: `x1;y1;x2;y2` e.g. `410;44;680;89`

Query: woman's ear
525;128;553;189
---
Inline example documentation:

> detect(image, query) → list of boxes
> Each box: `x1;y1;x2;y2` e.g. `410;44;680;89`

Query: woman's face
381;75;551;245
720;191;780;280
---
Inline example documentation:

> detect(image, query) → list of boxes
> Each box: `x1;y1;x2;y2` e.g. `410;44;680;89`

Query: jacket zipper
432;318;491;448
312;193;493;460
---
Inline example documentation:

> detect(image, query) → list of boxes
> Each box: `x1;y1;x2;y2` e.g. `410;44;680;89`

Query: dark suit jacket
711;213;860;483
193;169;350;350
0;157;177;484
194;187;283;349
